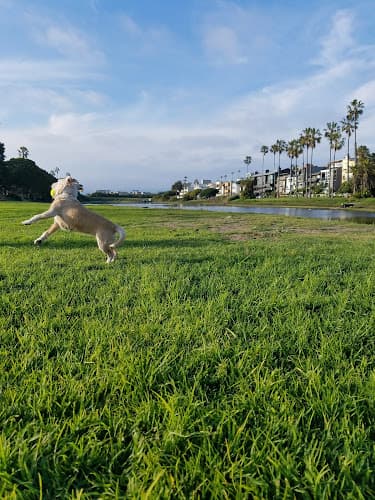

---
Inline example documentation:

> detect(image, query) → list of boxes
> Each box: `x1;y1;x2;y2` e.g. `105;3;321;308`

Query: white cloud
120;14;143;37
43;26;95;60
0;59;99;83
202;25;248;65
119;13;174;53
315;9;356;67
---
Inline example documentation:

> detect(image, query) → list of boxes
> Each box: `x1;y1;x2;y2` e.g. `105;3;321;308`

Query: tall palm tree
293;140;303;196
307;128;322;197
324;122;339;196
270;144;278;171
347;99;364;172
276;140;286;171
332;134;345;164
287;141;294;195
260;145;269;172
287;139;303;196
243;155;252;176
301;128;313;197
341;117;355;183
299;133;309;197
274;140;286;197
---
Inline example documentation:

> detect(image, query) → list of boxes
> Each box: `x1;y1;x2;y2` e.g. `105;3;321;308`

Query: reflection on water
109;203;375;224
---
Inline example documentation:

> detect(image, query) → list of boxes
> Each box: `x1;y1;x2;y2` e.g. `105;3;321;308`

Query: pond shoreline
86;201;375;224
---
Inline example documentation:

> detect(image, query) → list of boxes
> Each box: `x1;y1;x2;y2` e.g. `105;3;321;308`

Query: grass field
1;201;375;498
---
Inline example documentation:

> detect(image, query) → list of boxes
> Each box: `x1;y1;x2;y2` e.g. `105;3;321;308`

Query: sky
1;0;375;193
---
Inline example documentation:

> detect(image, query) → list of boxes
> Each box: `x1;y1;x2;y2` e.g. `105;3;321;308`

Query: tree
341;116;355;181
0;142;5;162
200;187;218;199
303;128;321;197
270;144;278;171
287;139;302;195
347;99;364;172
240;178;255;199
332;133;345;165
49;166;60;178
352;145;375;196
0;157;57;201
18;146;29;159
299;133;309;196
324;122;340;196
275;140;286;171
260;145;268;172
171;180;183;192
243;155;252;176
274;140;286;197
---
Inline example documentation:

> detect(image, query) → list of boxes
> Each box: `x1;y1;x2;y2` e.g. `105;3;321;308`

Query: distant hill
0;158;57;201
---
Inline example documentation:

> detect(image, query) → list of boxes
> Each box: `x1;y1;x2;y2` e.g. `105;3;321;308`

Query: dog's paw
22;220;32;225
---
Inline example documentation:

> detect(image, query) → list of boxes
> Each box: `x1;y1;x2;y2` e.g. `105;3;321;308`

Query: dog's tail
110;225;126;248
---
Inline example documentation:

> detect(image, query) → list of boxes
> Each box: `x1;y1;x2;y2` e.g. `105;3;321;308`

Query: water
107;202;375;224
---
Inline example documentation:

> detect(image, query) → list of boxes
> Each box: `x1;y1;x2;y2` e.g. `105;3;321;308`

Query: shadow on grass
1;237;218;250
0;239;97;249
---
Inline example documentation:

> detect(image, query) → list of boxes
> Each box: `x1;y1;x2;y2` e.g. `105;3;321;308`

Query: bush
200;188;218;199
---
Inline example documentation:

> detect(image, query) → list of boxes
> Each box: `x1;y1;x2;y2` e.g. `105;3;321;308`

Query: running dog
22;176;125;263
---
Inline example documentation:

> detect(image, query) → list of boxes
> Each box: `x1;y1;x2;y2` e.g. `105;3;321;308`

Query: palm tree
243;155;252;176
303;128;321;197
287;140;303;196
276;140;286;171
347;99;364;171
270;144;278;171
260;145;269;171
301;128;313;196
309;128;322;196
324;122;340;196
332;134;345;164
273;140;286;197
299;133;309;196
287;140;296;195
293;140;303;196
341;117;355;183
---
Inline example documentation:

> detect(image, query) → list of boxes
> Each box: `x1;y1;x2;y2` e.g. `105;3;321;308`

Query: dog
22;176;125;263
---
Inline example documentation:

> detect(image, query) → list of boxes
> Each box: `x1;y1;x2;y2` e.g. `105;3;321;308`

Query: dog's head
51;176;83;199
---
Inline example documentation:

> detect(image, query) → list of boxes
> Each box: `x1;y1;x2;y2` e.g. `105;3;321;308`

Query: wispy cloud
119;13;174;53
0;59;100;83
42;25;100;61
202;25;248;65
315;9;355;67
199;1;275;67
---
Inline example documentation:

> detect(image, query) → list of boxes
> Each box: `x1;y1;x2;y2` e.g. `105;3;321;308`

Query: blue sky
1;0;374;192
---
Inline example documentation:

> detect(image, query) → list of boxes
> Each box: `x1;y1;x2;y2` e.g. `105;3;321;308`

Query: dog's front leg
34;221;60;245
22;209;56;225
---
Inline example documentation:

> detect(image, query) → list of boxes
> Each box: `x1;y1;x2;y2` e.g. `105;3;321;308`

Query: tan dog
22;176;125;263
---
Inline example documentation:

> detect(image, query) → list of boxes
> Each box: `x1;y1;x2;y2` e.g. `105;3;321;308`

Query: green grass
1;201;375;498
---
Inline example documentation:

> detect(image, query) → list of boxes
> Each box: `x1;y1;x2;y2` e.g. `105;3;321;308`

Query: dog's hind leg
34;222;60;245
96;236;117;263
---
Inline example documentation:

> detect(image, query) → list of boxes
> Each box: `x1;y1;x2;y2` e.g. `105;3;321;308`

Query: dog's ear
66;176;73;184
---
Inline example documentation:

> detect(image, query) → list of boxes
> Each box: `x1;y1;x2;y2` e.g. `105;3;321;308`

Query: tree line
245;99;375;197
0;142;57;201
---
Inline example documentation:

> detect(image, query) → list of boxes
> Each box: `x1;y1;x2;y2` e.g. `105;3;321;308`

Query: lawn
1;202;375;498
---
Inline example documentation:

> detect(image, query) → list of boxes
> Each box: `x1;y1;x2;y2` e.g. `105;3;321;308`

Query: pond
105;202;375;224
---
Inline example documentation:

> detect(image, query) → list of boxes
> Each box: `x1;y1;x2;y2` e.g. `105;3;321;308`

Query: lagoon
108;202;375;224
